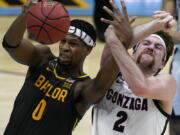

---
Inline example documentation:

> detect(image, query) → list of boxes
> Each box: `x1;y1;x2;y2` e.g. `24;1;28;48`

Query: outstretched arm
100;0;175;69
74;55;118;115
74;0;134;116
2;1;51;66
101;0;175;49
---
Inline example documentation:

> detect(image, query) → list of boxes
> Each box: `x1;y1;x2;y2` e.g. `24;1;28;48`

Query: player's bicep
3;38;50;66
139;75;176;101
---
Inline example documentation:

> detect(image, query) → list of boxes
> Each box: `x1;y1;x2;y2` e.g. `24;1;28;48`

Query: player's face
133;36;166;70
58;34;90;66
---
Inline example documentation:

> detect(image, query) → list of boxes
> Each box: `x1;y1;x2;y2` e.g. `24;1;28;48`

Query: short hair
70;19;96;46
154;31;174;63
133;31;174;63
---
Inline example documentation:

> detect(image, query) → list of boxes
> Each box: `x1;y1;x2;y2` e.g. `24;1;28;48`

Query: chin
138;54;154;64
137;58;155;68
58;59;71;65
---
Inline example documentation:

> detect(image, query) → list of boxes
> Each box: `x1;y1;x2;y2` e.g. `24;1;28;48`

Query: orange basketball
26;1;70;44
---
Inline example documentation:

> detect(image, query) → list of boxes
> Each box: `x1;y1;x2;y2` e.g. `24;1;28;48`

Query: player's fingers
153;10;167;15
103;6;116;19
162;15;173;23
120;0;129;20
103;5;123;23
25;0;36;7
109;0;121;16
22;0;36;13
168;20;176;28
130;16;137;24
101;18;114;25
153;12;170;19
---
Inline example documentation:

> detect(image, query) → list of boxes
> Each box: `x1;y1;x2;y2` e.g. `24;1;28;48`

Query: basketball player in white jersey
92;1;176;135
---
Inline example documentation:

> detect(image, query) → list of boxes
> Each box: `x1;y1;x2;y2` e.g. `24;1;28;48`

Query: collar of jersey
46;63;89;80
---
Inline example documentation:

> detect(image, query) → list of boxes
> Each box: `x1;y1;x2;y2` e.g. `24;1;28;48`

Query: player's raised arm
2;0;51;66
101;0;175;49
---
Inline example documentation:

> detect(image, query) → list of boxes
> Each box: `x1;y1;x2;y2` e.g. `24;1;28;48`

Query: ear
85;46;92;56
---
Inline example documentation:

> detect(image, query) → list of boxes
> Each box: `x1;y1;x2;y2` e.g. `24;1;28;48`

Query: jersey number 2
113;111;128;133
32;99;46;120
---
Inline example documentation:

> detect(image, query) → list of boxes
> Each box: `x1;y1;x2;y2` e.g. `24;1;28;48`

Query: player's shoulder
35;44;54;65
153;73;176;92
73;77;92;93
154;73;175;82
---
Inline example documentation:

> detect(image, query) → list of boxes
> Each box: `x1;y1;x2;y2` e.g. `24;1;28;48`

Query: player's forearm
100;44;112;68
85;55;118;104
4;13;27;46
130;19;163;47
109;40;146;94
95;55;118;92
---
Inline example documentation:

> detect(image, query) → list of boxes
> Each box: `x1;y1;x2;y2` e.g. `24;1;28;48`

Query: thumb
130;16;137;24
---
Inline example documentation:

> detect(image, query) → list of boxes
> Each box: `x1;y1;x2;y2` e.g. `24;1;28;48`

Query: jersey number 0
32;99;47;120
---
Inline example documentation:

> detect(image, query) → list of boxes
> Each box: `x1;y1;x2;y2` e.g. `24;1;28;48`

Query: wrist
152;19;165;32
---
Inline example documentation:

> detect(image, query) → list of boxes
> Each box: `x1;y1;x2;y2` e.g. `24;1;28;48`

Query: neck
57;62;84;78
138;64;156;77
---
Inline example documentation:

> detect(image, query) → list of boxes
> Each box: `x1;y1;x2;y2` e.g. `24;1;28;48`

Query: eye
69;41;79;47
60;39;66;44
155;44;163;50
142;41;150;46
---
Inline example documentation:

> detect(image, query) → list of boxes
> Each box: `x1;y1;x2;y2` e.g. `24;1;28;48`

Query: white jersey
92;75;170;135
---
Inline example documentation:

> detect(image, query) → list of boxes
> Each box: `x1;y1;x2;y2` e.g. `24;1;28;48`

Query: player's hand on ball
22;0;36;14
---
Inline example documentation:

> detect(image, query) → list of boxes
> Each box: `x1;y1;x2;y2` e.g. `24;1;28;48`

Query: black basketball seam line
28;10;69;20
40;2;69;26
36;1;58;42
27;25;53;43
45;14;56;44
28;12;68;33
35;1;47;41
28;11;69;22
40;26;54;44
42;3;69;20
42;15;70;20
27;25;42;28
62;5;69;15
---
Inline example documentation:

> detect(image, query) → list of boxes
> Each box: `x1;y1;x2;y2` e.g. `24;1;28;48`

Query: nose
148;43;155;49
60;42;70;52
146;44;155;52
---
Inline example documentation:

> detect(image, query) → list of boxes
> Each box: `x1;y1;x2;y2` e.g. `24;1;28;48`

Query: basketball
26;1;70;44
